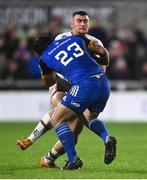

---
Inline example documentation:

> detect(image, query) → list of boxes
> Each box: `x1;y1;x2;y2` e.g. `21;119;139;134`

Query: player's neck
71;31;86;36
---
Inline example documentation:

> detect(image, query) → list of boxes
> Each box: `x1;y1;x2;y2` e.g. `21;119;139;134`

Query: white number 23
55;42;84;66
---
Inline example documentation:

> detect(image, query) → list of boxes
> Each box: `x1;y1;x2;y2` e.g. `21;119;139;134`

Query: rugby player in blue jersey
33;33;117;170
17;11;116;168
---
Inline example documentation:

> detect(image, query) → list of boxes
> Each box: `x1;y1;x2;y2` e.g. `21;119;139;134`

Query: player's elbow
41;74;56;87
100;49;110;66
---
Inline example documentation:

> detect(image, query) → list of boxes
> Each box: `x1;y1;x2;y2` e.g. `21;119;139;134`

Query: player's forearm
99;49;109;66
41;72;56;87
88;41;109;65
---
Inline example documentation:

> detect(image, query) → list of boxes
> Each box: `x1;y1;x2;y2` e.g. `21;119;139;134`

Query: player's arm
41;72;56;87
88;40;109;66
78;35;109;71
39;59;56;87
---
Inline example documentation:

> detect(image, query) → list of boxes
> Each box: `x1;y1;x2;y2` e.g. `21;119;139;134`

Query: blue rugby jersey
39;35;104;84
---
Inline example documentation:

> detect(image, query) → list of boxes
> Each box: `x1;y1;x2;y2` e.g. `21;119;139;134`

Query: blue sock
89;119;109;143
55;123;77;163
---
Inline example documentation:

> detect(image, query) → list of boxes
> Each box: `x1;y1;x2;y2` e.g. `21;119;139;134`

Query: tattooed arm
88;40;109;66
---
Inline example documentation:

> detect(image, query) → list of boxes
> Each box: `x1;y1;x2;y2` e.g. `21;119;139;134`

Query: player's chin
78;29;88;35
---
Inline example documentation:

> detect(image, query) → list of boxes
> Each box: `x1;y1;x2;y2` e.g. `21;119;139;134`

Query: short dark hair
72;11;89;17
33;35;52;56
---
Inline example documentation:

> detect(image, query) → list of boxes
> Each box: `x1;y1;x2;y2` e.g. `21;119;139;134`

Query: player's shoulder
55;32;72;40
85;34;104;47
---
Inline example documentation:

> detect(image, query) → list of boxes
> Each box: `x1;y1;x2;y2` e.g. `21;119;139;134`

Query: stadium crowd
0;17;146;81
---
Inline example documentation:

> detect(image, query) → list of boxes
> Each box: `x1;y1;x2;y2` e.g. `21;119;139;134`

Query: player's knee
51;92;65;107
51;95;58;107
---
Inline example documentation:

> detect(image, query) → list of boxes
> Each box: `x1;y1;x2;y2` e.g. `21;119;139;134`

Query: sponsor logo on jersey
71;101;80;107
55;41;59;45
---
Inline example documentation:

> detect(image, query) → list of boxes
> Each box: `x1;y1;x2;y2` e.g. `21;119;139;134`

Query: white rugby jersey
55;31;103;46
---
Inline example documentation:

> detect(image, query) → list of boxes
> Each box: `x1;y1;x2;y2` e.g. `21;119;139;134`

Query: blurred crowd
0;17;147;81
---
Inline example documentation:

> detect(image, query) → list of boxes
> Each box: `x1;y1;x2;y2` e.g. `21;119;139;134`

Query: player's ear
70;19;73;28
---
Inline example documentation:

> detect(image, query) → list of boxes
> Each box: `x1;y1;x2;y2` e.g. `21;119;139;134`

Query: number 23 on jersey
54;42;84;66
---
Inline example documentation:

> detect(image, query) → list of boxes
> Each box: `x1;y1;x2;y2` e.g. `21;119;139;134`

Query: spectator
107;40;130;80
89;18;109;47
0;18;146;82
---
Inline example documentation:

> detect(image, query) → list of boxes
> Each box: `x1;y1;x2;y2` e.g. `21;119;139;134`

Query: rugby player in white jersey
17;11;116;168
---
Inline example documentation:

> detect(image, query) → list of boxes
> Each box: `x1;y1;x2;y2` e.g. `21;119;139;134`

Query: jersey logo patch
71;101;80;107
55;41;59;45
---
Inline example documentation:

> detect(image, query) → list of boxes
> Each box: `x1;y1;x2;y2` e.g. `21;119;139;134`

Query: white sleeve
55;34;63;40
55;32;72;40
95;38;103;58
86;34;104;47
94;38;104;47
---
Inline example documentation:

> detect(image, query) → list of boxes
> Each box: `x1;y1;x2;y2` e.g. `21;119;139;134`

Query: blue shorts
61;75;110;114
